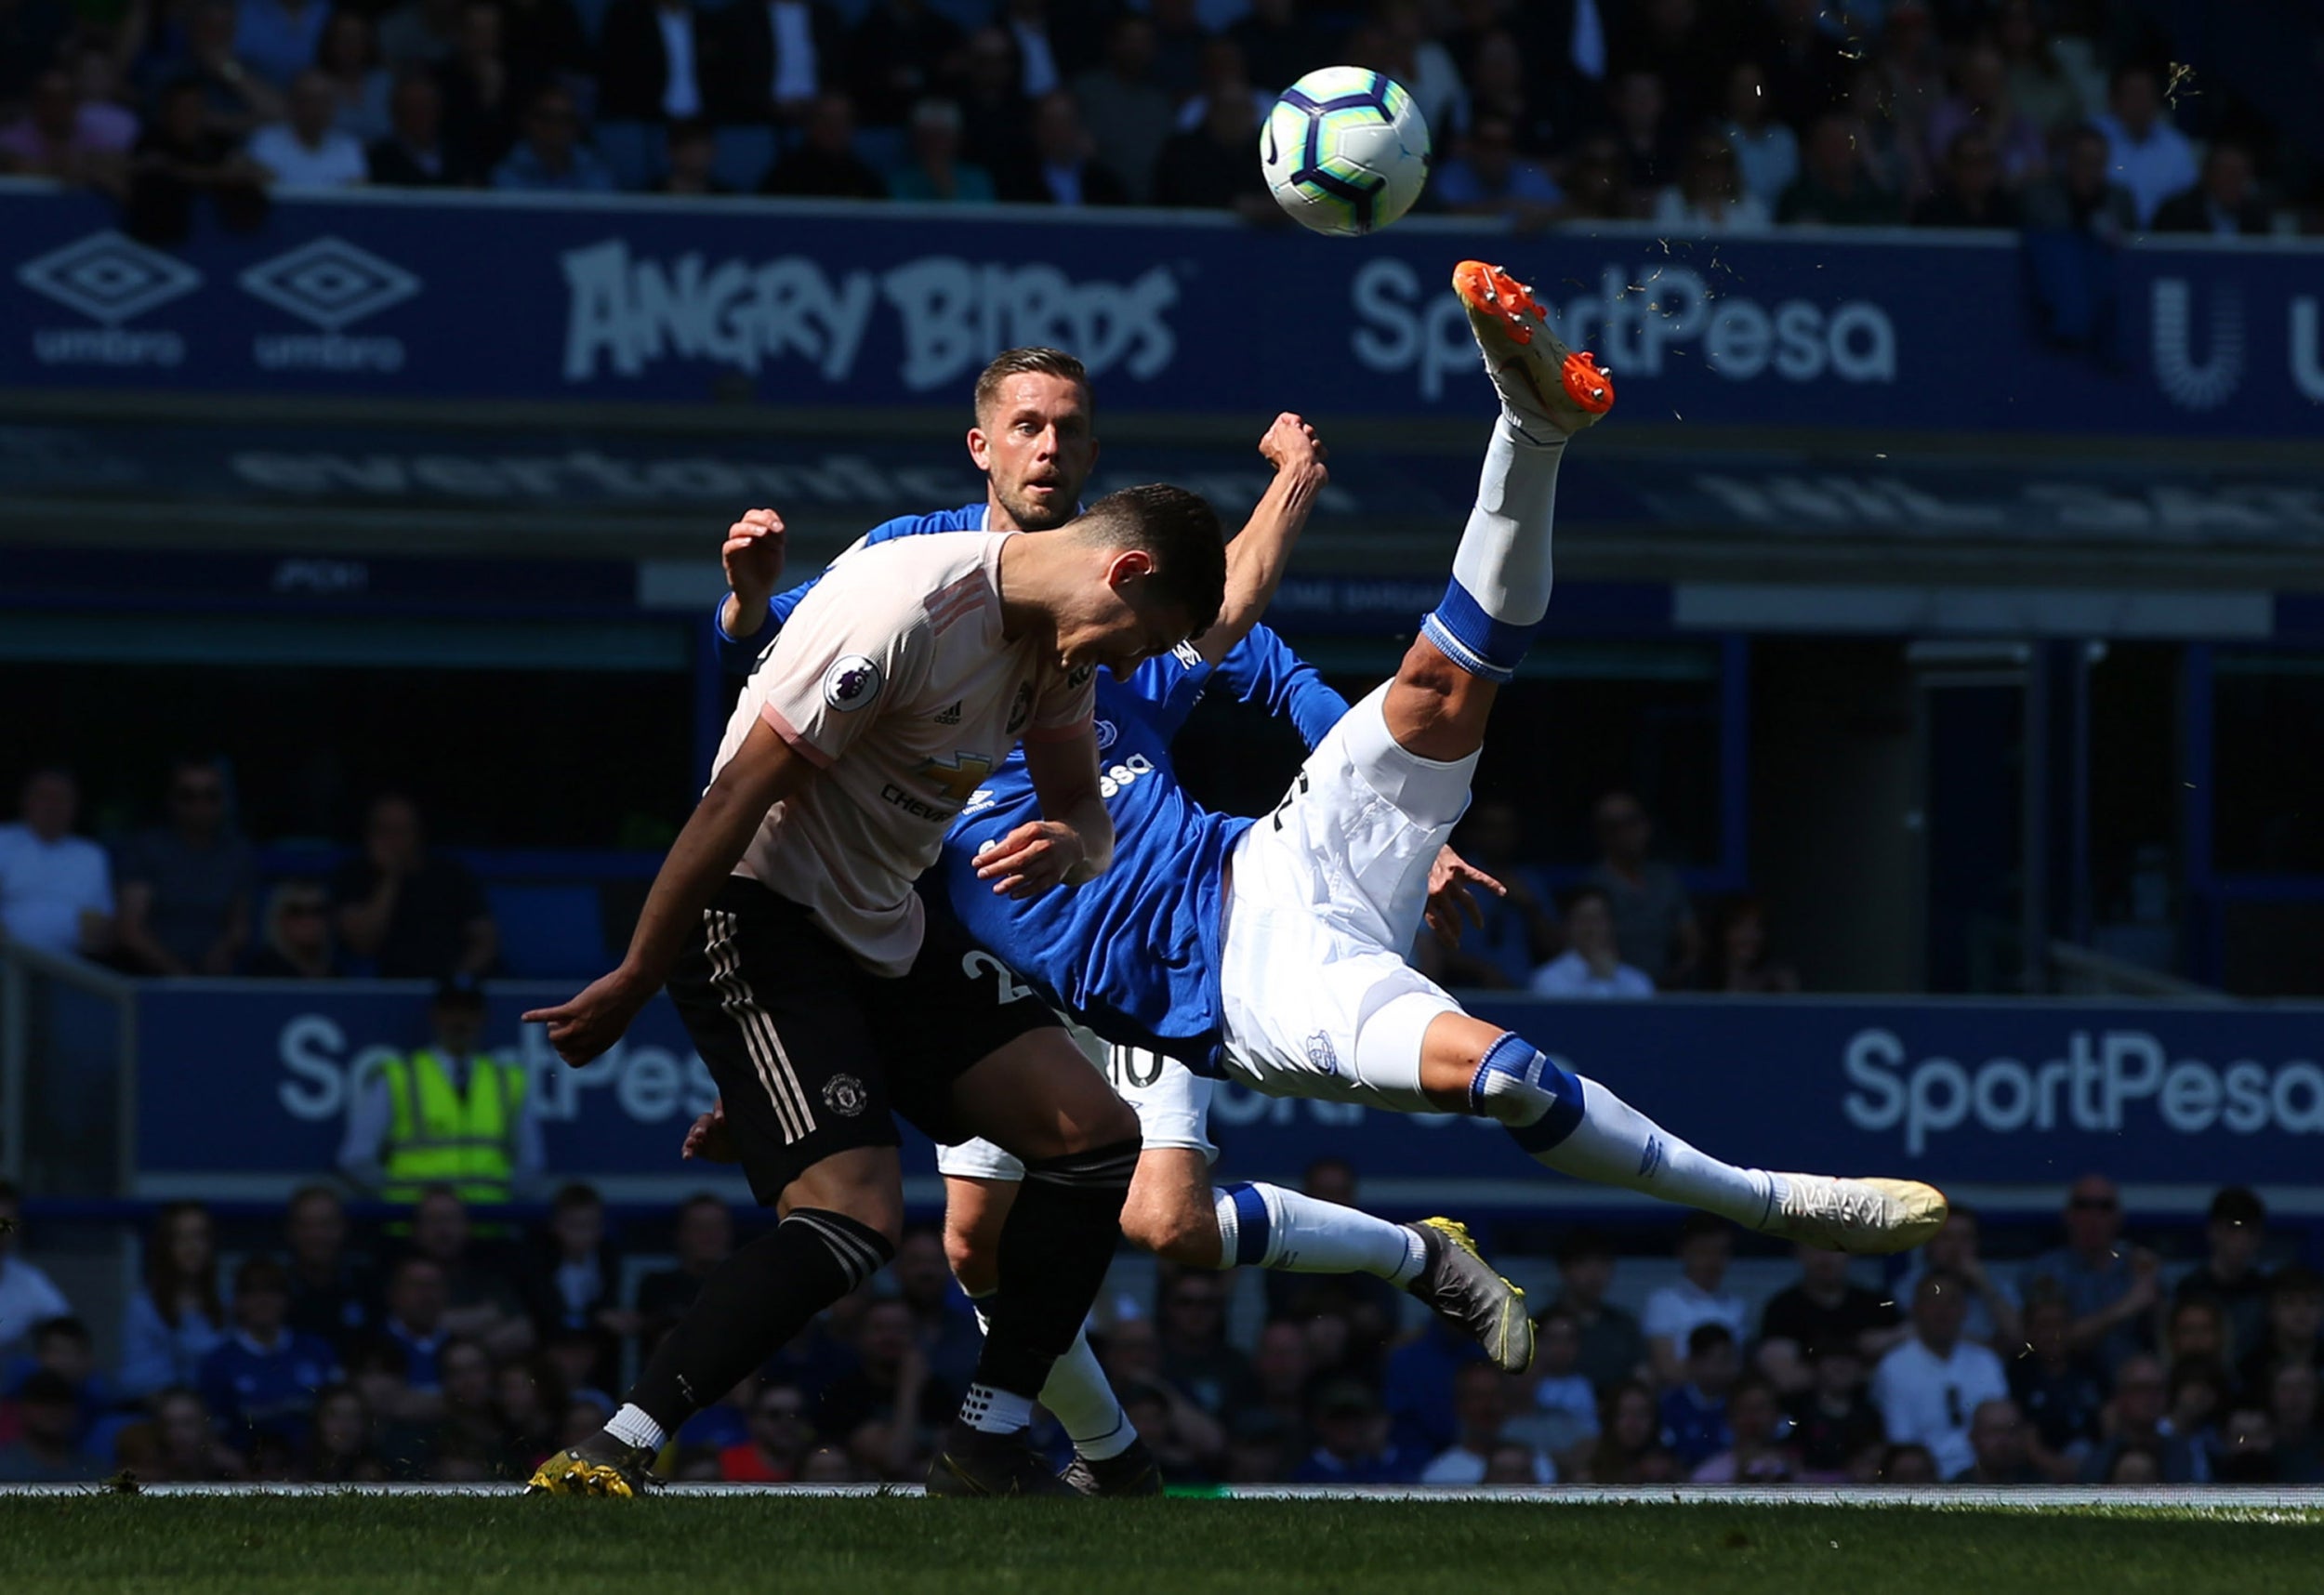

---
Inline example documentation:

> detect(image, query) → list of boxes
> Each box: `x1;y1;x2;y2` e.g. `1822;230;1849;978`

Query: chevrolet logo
914;752;993;803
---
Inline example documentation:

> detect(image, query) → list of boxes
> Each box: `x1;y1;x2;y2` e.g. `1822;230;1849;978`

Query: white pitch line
1;1483;2321;1510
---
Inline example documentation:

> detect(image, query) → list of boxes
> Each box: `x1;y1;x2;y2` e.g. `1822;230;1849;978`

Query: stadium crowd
0;0;2305;237
2;761;1789;994
2;1172;2319;1487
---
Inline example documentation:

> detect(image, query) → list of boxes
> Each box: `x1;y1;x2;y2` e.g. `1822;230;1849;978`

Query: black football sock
623;1208;892;1436
965;1137;1140;1429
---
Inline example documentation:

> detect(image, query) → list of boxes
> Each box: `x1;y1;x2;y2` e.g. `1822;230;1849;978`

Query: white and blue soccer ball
1261;66;1432;237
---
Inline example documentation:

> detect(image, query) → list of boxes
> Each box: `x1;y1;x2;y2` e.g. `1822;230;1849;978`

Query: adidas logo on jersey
934;701;962;725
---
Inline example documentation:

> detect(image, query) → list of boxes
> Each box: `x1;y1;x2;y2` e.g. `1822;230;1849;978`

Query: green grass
1;1497;2319;1595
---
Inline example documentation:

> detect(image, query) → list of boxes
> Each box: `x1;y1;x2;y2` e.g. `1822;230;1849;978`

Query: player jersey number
960;950;1035;1005
1108;1047;1168;1089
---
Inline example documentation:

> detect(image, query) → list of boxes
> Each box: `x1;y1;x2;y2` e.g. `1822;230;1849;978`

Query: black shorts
664;877;1060;1205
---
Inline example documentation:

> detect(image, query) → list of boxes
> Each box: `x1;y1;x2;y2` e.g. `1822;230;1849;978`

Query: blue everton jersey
718;504;1349;1065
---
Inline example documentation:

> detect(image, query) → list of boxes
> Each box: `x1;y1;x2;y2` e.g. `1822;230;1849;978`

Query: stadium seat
487;884;610;979
594;120;668;191
713;125;779;194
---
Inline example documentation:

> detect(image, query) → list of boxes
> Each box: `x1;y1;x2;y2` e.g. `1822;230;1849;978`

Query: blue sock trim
1420;577;1539;683
1472;1033;1586;1153
1223;1182;1272;1268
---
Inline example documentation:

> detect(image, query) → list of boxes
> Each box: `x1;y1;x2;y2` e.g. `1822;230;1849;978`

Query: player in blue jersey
707;297;1947;1490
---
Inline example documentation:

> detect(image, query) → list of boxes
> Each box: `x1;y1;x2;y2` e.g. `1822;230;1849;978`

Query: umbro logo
18;231;202;325
239;237;419;332
934;700;962;725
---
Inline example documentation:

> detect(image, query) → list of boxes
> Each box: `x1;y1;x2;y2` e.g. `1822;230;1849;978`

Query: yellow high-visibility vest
378;1049;527;1206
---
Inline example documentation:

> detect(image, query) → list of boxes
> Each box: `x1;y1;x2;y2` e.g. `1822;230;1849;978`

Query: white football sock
1423;415;1566;680
1039;1328;1136;1460
604;1404;667;1451
960;1382;1036;1435
1534;1074;1786;1232
1215;1182;1427;1286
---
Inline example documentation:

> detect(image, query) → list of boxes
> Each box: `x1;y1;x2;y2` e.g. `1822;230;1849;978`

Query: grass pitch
2;1495;2318;1595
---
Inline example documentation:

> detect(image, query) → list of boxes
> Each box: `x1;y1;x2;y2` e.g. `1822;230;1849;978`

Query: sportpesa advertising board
3;188;2319;437
130;983;2324;1202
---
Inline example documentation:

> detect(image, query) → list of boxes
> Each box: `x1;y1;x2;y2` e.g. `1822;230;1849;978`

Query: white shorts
1216;683;1476;1116
933;1043;1217;1181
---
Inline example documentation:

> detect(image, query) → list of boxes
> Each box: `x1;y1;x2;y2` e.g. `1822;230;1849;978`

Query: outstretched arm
974;727;1113;898
1196;413;1328;666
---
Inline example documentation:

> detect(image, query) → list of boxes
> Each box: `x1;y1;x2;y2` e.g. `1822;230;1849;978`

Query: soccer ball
1261;66;1432;237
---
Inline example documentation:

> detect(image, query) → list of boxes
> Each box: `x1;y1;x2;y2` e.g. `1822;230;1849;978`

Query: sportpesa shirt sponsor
725;503;1348;1066
716;529;1092;976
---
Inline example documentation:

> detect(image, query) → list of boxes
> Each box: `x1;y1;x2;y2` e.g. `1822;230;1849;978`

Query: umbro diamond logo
17;232;201;325
239;237;420;332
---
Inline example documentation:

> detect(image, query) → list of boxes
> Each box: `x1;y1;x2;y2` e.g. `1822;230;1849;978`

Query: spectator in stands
1158;1268;1257;1422
1871;1270;2009;1480
1644;1215;1745;1387
493;1357;562;1478
436;0;519;173
1510;1307;1597;1474
2025;1173;2154;1373
891;1228;981;1390
1529;886;1653;999
1584;790;1699;988
2154;142;2270;237
159;0;284;136
1658;1324;1738;1470
1787;1340;1883;1483
717;1380;814;1482
1993;0;2080;135
1560;132;1631;222
816;1298;951;1482
1454;29;1556;158
304;1382;383;1481
1430;799;1558;989
0;767;113;961
2091;62;2197;229
1898;1205;2018;1349
0;1181;72;1352
0;62;135;183
281;1185;370;1352
365;72;469;187
375;1256;451;1395
716;0;845;129
332;793;495;978
17;1315;111;1446
402;1188;535;1360
1351;0;1462;138
1170;39;1269;138
635;1193;732;1353
2238;1267;2324;1403
1721;60;1799;211
198;1256;341;1454
954;27;1033;194
597;0;712;125
2011;1285;2104;1480
1952;1397;2040;1485
522;1184;634;1393
426;1336;503;1479
1877;1441;1938;1483
1756;1245;1906;1397
119;1202;229;1402
1910;128;2021;229
2174;1187;2271;1362
338;977;539;1205
2024;123;2136;240
247;880;343;978
315;11;391;142
1070;15;1173;205
885;98;993;204
1246;1319;1313;1465
1924;40;2045;191
1225;0;1327;97
2165;1355;2229;1463
2166;1298;2228;1378
1778;111;1904;226
112;756;256;977
654;117;724;194
2081;1353;2209;1483
1607;69;1679;201
491;82;612;191
1652;132;1770;233
1293;1378;1418;1484
760;90;885;198
1691;1376;1792;1483
2270;1363;2323;1483
1584;1380;1677;1484
1151;74;1272;218
1698;896;1800;994
248;66;368;186
1424;1363;1552;1483
1431;113;1565;231
0;1372;104;1482
1009;91;1134;209
847;0;965;128
1224;1408;1295;1484
234;0;330;91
